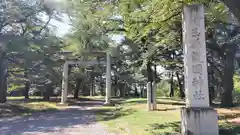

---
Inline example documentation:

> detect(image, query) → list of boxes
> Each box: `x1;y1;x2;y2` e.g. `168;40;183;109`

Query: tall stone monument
181;4;219;135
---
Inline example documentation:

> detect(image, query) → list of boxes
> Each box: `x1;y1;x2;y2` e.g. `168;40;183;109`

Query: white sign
182;4;209;107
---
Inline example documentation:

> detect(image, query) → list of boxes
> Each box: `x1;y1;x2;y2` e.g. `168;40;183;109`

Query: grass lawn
93;98;240;135
2;96;240;134
0;96;60;118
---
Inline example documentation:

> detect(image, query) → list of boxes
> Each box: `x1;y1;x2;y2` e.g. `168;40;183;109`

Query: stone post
152;81;157;110
147;82;152;111
105;53;111;104
61;62;69;104
181;4;218;135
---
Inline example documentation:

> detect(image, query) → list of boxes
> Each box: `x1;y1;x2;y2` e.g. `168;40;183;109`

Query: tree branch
207;58;223;77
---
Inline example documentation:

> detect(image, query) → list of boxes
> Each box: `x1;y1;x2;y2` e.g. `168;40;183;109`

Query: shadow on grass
157;101;185;106
119;99;146;105
218;113;240;121
219;124;240;135
157;97;184;102
7;97;104;107
92;107;136;122
0;103;57;118
156;108;180;111
147;121;240;135
7;97;61;103
119;99;185;106
147;121;181;135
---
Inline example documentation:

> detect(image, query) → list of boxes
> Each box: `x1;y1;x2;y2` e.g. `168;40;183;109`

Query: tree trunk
43;92;49;101
24;81;30;99
169;72;174;97
221;46;236;107
221;0;240;22
176;71;185;99
208;66;214;106
43;82;53;101
147;61;153;101
82;84;89;96
140;84;144;98
209;86;214;106
134;84;138;97
92;78;95;96
118;83;124;97
147;61;153;82
24;72;30;99
0;55;7;103
74;79;81;99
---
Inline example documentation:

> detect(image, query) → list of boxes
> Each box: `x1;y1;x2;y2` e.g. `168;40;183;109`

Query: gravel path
0;103;119;135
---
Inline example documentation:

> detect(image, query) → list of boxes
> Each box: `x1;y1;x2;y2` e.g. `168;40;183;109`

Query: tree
221;0;240;21
207;23;240;107
66;0;240;106
0;0;65;102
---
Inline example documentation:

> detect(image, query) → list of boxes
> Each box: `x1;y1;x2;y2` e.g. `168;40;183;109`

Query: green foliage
8;84;24;92
233;75;240;103
0;0;67;94
156;80;170;97
66;0;112;55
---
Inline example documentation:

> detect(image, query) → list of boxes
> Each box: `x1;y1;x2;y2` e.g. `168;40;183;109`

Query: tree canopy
2;0;240;107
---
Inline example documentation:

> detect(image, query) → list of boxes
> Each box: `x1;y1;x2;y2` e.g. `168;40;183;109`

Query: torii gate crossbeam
60;54;111;105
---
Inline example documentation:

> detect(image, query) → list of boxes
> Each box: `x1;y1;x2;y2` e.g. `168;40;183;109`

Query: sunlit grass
1;96;61;118
94;98;240;135
7;96;42;100
20;102;59;110
94;98;181;135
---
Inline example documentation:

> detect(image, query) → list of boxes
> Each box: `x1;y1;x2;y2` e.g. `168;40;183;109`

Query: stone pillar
61;62;69;104
181;4;218;135
147;82;152;111
152;81;157;110
105;53;111;104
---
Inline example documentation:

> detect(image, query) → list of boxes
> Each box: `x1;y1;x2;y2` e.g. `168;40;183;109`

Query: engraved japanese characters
183;4;209;107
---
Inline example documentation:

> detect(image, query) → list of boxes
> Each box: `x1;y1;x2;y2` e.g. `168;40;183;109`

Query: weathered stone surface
182;4;209;107
181;107;218;135
147;82;152;111
181;4;219;135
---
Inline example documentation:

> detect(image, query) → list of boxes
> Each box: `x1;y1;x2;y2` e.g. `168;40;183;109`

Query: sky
41;0;71;36
49;14;124;43
43;0;124;41
50;14;72;36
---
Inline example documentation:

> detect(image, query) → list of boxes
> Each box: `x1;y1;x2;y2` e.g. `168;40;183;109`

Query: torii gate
59;51;112;105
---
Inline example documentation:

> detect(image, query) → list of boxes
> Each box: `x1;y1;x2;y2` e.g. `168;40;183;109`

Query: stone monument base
181;107;219;135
